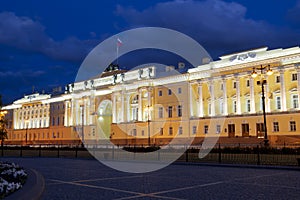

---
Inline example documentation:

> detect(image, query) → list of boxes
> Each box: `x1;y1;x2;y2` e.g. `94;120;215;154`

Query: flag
117;38;123;47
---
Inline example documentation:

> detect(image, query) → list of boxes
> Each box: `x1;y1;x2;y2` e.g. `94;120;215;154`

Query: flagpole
117;44;119;65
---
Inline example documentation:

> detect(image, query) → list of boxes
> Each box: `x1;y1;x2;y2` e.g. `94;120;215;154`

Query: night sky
0;0;300;104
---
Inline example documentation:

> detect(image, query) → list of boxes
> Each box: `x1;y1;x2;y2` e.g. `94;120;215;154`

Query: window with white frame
246;99;251;112
233;100;237;113
168;89;172;95
292;73;297;81
292;94;299;109
246;79;250;87
204;125;208;134
220;101;224;114
216;125;221;134
178;87;182;94
178;127;183;135
160;128;163;135
177;105;182;117
276;96;281;110
192;126;197;134
132;107;138;121
220;83;224;91
276;76;280;83
168;106;173;118
208;103;211;115
290;121;296;131
158;90;163;96
132;129;137;136
158;107;163;118
169;127;173;135
233;81;236;89
273;122;279;132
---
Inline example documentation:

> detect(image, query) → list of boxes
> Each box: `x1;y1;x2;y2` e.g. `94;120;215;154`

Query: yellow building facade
2;46;300;147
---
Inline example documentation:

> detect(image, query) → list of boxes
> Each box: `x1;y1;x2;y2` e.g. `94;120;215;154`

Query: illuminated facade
2;46;300;146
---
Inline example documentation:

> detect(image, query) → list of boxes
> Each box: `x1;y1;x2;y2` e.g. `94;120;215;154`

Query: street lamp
80;104;85;147
25;119;29;145
251;65;273;147
147;105;151;146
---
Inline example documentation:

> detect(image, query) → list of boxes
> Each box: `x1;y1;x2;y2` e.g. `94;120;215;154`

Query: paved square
2;158;300;199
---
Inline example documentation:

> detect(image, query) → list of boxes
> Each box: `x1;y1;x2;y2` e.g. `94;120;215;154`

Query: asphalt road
1;157;300;200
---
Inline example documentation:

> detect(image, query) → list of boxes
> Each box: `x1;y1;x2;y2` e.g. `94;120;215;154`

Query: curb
6;168;45;200
173;161;300;171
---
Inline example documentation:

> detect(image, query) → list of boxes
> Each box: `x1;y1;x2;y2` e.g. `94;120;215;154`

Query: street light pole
25;120;29;145
147;104;150;146
251;65;273;147
80;104;84;147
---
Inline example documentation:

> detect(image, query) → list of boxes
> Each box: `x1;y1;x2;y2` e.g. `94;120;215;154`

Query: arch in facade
96;99;112;139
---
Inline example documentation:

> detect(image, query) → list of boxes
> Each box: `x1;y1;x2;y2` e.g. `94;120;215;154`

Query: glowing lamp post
251;65;273;147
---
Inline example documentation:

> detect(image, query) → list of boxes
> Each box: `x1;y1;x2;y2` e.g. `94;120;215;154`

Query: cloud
116;0;300;57
0;12;98;62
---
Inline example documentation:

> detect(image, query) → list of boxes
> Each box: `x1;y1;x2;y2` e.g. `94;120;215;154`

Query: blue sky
0;0;300;104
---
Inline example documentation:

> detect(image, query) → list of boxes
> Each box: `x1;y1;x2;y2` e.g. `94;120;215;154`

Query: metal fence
1;145;300;167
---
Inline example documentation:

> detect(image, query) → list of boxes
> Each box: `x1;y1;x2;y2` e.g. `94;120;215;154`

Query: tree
0;95;7;149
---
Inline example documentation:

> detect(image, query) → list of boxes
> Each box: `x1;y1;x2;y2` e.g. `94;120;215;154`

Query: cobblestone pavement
1;157;300;200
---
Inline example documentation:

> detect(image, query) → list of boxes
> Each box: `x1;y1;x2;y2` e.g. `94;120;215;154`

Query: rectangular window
246;79;250;87
192;126;197;134
233;101;237;113
158;90;163;96
57;117;60;126
216;125;221;134
220;83;223;91
132;129;137;136
233;81;236;89
204;125;208;134
220;101;224;114
141;130;144;136
273;122;279;132
242;124;249;137
168;106;173;118
276;96;281;110
178;88;182;94
208;103;211;115
228;124;235;137
168;89;172;95
178;127;183;135
158;107;163;118
160;128;163;135
292;73;298;81
276;76;280;83
169;127;173;135
52;117;55;126
290;121;296;131
177;105;182;117
246;99;251;112
292;94;299;109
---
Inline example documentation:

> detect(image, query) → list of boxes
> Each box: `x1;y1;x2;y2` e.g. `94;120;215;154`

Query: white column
147;88;152;120
198;83;203;117
138;89;143;121
297;67;300;109
222;78;228;115
70;100;74;126
64;101;68;127
265;78;271;112
250;77;256;113
126;93;130;122
280;69;287;111
189;83;194;117
235;77;241;114
112;93;117;123
209;81;215;116
121;90;125;122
